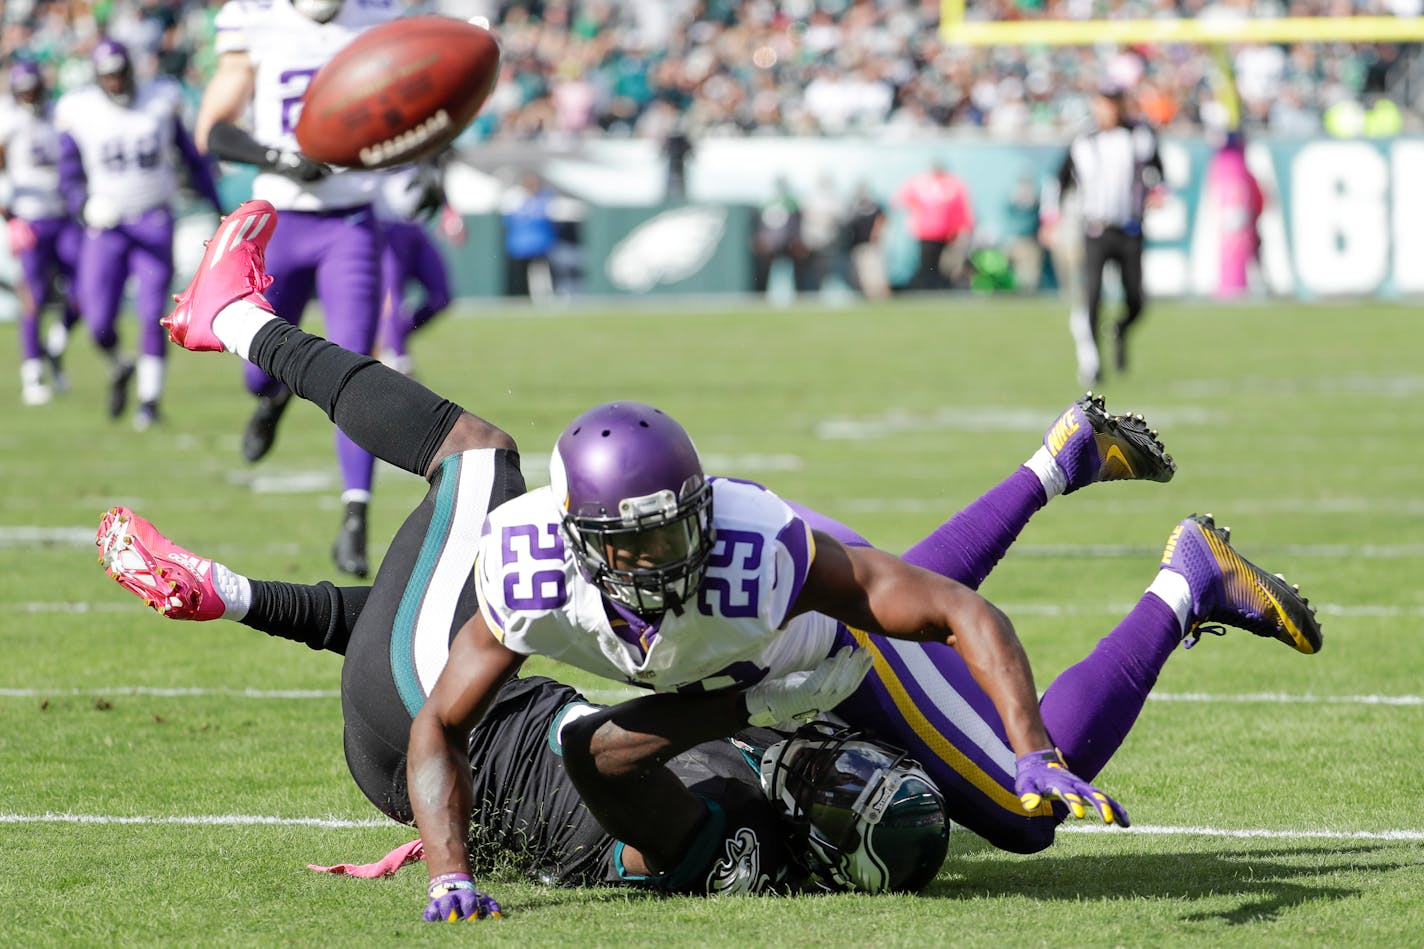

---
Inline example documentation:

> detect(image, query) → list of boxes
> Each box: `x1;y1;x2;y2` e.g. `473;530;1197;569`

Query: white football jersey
53;80;187;219
476;478;840;693
214;0;402;211
0;99;66;220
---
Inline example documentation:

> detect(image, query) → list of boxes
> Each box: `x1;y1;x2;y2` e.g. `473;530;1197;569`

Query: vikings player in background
194;0;405;577
0;60;82;407
54;40;223;430
373;161;458;378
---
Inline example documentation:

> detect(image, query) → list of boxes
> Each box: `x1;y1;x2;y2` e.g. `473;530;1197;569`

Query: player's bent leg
831;628;1058;854
164;202;517;480
1161;514;1323;654
899;395;1173;592
1037;590;1184;781
340;448;525;822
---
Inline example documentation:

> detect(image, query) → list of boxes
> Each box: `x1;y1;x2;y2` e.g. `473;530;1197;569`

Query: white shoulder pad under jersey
0;100;65;220
214;0;400;210
54;81;186;219
476;479;820;692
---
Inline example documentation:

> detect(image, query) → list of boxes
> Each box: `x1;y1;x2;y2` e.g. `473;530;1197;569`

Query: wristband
428;872;476;898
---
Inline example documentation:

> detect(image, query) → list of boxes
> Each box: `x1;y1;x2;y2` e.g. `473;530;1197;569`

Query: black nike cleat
1160;514;1323;654
1046;392;1176;493
242;389;292;463
108;359;135;419
332;501;369;578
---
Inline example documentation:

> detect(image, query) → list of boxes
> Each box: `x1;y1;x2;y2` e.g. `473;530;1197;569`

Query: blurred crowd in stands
3;0;1420;140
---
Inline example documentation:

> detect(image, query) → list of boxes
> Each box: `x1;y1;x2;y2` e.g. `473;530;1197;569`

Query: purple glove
1014;749;1130;826
422;873;503;922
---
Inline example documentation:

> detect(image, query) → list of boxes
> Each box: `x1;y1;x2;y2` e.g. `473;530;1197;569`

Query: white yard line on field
1058;824;1424;842
0;686;339;698
4;685;1420;707
2;811;1420;842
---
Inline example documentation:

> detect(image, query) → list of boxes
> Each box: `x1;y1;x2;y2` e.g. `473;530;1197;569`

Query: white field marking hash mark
3;812;1420;842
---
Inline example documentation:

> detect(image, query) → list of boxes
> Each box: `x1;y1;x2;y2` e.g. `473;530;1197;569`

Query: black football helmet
760;721;949;893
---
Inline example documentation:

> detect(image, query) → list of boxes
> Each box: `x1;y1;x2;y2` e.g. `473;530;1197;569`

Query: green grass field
2;295;1422;946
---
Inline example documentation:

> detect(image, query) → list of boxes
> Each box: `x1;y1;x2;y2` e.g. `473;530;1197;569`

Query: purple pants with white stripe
246;207;381;495
77;207;173;357
793;465;1180;852
15;216;80;360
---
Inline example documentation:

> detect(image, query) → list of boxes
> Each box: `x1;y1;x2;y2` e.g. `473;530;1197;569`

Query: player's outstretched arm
407;612;522;921
794;531;1126;825
194;52;254;152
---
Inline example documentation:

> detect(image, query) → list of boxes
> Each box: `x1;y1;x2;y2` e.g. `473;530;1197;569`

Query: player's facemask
759;722;949;894
294;0;344;23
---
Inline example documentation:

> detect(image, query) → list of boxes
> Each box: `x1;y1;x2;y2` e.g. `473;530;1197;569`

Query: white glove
84;195;122;230
744;646;874;728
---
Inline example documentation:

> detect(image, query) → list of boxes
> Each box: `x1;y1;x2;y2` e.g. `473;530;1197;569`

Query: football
295;16;500;170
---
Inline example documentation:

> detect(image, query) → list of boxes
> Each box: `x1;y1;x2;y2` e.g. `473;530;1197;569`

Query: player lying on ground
108;199;1321;919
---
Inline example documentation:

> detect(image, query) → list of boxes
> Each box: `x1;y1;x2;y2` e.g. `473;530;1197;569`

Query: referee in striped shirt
1040;83;1164;386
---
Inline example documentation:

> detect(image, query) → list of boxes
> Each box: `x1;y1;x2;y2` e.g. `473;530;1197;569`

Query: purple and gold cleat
1160;513;1323;654
1045;392;1176;494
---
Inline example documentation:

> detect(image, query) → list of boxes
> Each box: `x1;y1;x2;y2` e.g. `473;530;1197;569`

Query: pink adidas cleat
162;200;279;352
97;507;227;621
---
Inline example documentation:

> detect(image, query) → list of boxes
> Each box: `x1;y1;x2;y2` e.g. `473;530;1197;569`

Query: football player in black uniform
98;504;949;911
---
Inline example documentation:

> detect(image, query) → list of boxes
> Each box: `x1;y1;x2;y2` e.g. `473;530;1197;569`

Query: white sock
1024;445;1068;499
1069;307;1099;381
45;320;69;357
211;562;251;621
212;299;281;360
1147;569;1193;633
136;354;165;404
341;489;371;506
20;359;44;387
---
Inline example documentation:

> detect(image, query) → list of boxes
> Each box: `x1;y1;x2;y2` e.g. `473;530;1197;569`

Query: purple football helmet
8;61;44;102
92;39;134;104
549;402;715;615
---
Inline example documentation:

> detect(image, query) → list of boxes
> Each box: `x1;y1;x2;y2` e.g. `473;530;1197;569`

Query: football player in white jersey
112;199;1321;918
54;40;223;429
194;0;403;577
0;61;81;407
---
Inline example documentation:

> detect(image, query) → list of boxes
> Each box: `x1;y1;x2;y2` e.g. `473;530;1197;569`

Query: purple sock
900;466;1047;589
336;429;376;494
1038;593;1181;781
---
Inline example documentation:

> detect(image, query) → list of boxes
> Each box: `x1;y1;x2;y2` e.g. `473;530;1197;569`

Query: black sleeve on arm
248;322;464;477
243;581;370;655
206;120;280;169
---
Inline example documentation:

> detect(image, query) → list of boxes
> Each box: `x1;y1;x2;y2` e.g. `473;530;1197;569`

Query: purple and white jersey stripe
476;479;833;692
214;0;399;211
0;99;66;220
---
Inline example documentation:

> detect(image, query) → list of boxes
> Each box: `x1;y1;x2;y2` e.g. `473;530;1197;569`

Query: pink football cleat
97;507;227;621
162;200;279;352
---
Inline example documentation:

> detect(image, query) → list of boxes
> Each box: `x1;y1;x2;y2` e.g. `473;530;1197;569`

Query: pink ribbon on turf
308;838;424;877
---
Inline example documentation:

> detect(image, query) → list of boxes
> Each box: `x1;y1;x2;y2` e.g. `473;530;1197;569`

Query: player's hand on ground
266;148;331;182
423;874;502;922
1013;749;1129;826
744;646;874;727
